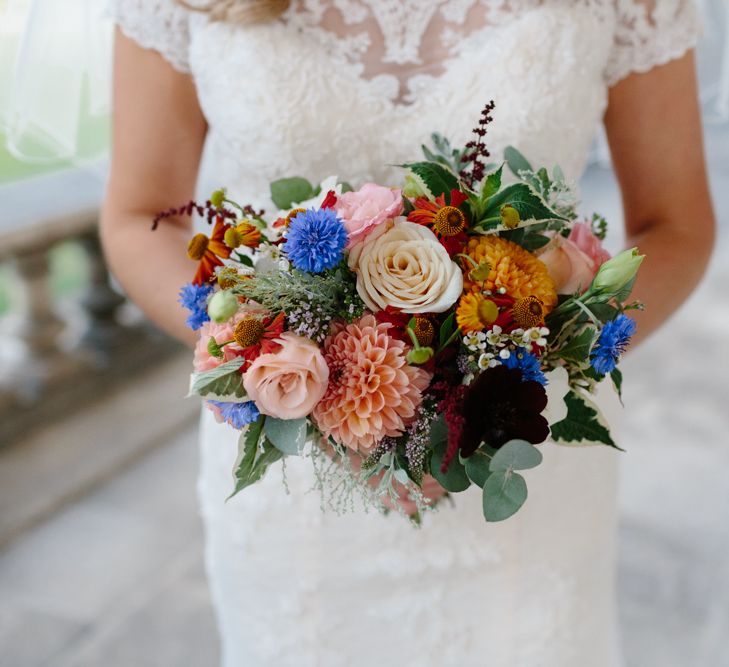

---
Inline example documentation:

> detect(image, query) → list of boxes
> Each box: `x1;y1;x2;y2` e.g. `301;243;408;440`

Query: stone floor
1;126;727;666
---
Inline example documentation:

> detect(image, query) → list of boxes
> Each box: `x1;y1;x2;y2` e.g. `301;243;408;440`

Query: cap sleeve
604;0;702;87
108;0;192;74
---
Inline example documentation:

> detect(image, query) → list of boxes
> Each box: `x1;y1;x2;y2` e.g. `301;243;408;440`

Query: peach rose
538;223;610;295
243;332;329;420
347;219;463;314
335;183;403;247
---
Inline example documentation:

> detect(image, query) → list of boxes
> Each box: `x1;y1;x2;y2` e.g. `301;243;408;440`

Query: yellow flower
462;236;557;312
456;293;499;333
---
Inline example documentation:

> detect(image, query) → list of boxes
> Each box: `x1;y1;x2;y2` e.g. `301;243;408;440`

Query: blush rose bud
208;290;239;323
590;247;644;295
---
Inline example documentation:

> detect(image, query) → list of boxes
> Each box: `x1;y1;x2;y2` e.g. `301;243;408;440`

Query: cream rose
243;333;329;420
347;219;463;314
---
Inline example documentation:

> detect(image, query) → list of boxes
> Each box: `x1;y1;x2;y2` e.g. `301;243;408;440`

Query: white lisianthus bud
590;248;644;295
208;290;239;323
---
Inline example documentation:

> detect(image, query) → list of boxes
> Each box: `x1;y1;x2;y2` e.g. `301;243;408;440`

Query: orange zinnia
187;218;232;285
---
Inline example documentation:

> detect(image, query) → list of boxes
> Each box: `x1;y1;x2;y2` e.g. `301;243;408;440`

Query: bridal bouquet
161;102;643;523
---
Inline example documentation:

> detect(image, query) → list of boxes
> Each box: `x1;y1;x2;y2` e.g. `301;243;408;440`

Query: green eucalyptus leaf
504;146;533;178
270;177;315;210
264;417;307;455
489;439;543;472
400;161;459;199
482;470;528;522
190;358;246;399
429;415;471;493
464;453;492;487
228;418;282;499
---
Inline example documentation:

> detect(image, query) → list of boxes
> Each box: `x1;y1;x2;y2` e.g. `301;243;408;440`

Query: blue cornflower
502;350;547;386
282;208;347;273
179;282;213;331
590;315;637;375
208;400;261;429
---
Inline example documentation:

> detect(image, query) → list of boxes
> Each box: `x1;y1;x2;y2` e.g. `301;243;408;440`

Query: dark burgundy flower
460;365;549;457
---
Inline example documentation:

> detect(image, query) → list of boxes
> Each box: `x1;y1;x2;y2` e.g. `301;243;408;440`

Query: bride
100;1;715;665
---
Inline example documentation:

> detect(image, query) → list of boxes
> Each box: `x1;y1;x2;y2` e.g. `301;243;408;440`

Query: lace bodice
111;0;700;209
109;3;700;665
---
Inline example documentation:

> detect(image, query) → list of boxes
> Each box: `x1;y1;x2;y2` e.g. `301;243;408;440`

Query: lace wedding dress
111;1;699;665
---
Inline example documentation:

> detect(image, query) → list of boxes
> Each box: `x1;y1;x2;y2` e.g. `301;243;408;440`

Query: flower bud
210;188;226;210
407;346;434;365
207;336;224;359
500;204;520;229
208;290;239;323
591;247;644;295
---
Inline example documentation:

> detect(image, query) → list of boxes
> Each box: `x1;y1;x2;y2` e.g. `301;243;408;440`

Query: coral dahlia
313;314;431;453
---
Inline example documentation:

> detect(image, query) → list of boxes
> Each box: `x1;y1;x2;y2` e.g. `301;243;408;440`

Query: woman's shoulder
109;0;193;74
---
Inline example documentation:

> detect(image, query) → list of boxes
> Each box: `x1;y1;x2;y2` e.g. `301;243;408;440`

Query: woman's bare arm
604;51;716;346
100;29;208;347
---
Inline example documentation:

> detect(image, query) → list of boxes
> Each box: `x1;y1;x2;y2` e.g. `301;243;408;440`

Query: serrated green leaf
504;146;533;178
611;368;623;401
270;177;315;210
520;233;551;251
400;161;459;199
489;439;543;472
557;327;597;364
429;415;471;492
478;184;564;228
550;391;620;449
482;470;528;522
228;418;283;499
586;302;620;323
264;417;307;455
480;165;503;200
464;453;491;487
190;358;246;399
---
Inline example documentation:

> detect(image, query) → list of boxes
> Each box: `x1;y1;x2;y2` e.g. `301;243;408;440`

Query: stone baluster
77;230;125;358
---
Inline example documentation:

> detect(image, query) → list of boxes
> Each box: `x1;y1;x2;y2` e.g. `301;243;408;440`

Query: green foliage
228;417;283;499
270;176;316;209
421;132;469;173
489;439;543;472
591;212;608;240
190;358;246;399
555;327;596;365
429;416;471;492
611;368;623;401
504;146;533;177
264;417;307;456
400;161;459;199
550;391;621;449
464;453;491;487
482;470;528;522
480;165;503;200
476;183;565;229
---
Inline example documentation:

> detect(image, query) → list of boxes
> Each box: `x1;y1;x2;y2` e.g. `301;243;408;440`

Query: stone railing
0;168;180;445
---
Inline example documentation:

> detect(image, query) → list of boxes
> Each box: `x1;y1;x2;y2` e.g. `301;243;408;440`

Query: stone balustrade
0;167;181;445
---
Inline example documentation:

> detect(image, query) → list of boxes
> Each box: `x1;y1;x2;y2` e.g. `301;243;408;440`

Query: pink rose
569;222;611;268
538;223;610;295
335;183;403;248
243;333;329;420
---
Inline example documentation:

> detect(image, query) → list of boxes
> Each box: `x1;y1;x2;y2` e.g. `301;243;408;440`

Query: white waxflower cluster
460;324;551;384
